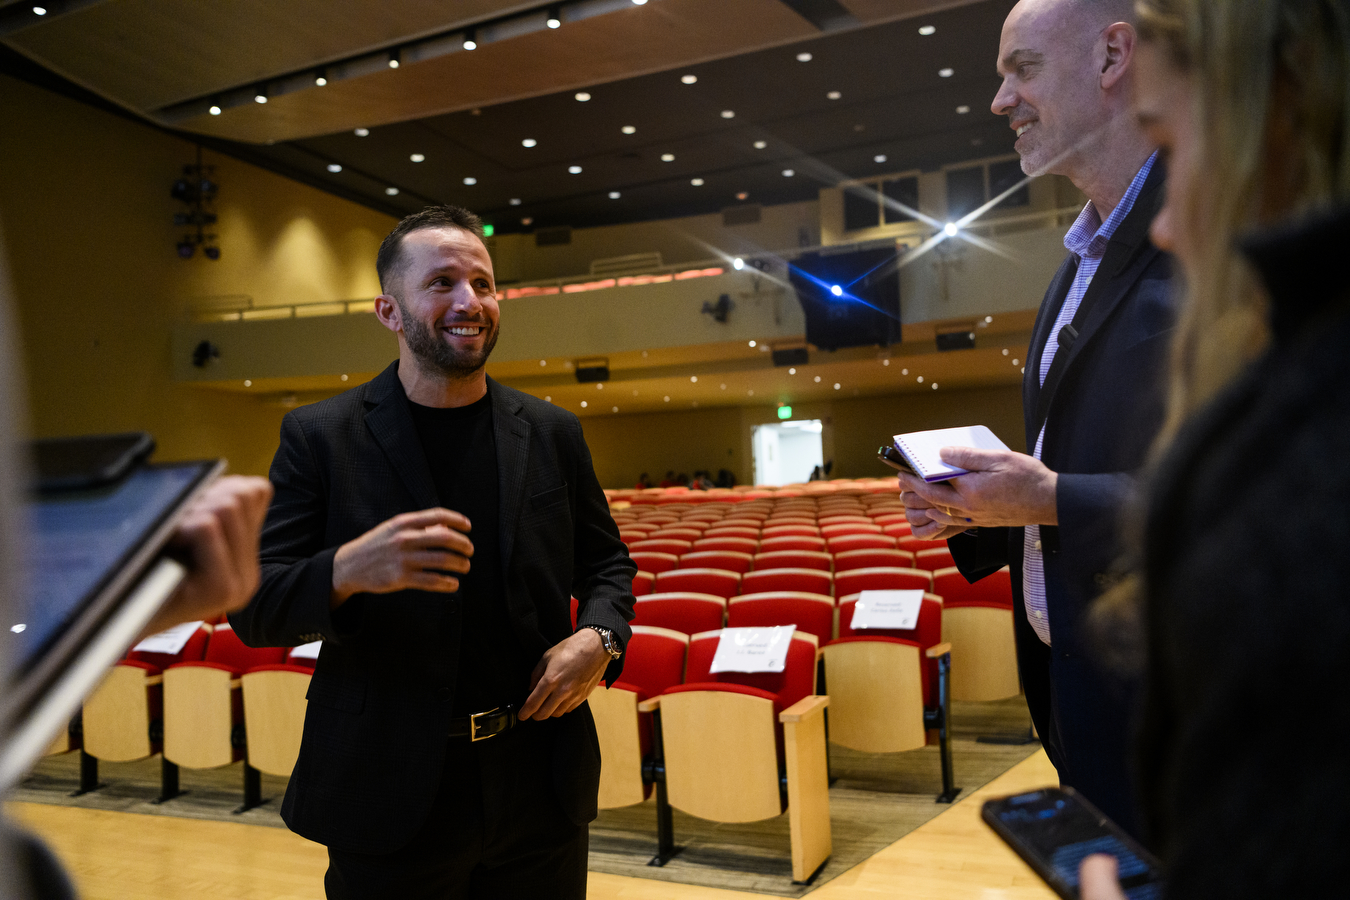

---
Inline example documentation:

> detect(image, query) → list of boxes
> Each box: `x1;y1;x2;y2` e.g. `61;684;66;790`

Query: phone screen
11;462;211;672
985;789;1164;899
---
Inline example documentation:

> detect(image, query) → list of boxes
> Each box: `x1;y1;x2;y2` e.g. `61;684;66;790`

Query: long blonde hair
1141;0;1350;443
1092;0;1350;671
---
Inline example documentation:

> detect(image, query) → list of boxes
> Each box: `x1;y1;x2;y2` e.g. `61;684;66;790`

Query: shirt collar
1063;151;1158;261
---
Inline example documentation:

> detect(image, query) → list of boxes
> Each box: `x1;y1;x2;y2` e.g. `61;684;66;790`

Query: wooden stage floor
9;751;1059;900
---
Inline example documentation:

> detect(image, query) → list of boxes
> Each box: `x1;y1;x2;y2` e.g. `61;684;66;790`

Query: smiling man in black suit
231;205;635;900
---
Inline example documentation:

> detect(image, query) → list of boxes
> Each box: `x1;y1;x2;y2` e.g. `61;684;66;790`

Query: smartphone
32;432;155;493
982;787;1164;900
877;444;916;476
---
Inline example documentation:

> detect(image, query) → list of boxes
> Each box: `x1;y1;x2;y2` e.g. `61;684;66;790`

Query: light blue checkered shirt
1022;152;1157;645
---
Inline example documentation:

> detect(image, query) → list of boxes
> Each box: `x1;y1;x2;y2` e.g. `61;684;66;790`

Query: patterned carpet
13;696;1039;897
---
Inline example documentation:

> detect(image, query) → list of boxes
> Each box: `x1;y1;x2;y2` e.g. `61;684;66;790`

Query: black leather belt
448;705;518;742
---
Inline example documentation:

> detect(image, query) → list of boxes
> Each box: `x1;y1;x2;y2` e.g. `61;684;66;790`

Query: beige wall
579;384;1024;489
0;74;395;475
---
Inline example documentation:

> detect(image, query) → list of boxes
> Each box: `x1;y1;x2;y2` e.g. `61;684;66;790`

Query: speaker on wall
787;246;901;350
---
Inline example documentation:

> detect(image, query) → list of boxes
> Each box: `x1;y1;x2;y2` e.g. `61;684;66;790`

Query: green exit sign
482;223;495;237
777;406;793;420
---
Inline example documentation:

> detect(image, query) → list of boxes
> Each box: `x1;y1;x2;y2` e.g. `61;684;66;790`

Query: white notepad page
891;425;1010;482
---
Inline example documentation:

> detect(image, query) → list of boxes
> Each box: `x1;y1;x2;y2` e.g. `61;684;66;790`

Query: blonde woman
1083;1;1350;897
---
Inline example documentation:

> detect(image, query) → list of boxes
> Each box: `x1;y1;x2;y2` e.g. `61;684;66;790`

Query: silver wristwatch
583;625;623;660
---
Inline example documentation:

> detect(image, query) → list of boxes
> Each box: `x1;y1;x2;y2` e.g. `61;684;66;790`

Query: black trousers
324;721;588;900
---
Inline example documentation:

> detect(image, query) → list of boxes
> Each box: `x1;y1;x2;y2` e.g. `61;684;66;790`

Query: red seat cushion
202;625;287;674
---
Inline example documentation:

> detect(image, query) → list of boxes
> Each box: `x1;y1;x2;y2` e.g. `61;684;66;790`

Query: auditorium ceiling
2;0;1018;232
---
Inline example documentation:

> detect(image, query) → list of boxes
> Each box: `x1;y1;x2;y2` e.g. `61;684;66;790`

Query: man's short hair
376;205;485;294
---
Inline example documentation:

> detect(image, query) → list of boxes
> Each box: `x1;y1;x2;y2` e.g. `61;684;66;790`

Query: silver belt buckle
469;707;501;742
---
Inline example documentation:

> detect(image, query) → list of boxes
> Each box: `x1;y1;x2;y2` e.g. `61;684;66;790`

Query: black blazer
949;162;1174;829
230;363;636;854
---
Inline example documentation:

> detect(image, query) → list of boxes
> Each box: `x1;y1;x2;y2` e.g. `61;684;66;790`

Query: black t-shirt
406;392;530;716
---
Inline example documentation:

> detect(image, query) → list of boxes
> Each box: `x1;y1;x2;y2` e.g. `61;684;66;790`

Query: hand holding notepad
890;425;1012;483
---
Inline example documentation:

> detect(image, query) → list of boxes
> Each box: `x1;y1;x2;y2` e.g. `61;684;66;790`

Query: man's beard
397;299;499;378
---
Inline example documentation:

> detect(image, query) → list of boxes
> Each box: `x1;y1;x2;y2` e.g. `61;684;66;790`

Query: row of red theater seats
622;562;975;601
627;546;953;576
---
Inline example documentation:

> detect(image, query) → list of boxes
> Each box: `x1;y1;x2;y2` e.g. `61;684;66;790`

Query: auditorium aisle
8;752;1058;899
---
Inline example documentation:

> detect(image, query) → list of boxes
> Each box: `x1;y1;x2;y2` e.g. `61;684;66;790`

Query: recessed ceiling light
509;198;521;205
341;374;349;381
410;153;426;163
919;24;936;35
814;376;821;383
747;339;756;346
690;178;704;186
354;127;369;136
826;90;842;100
883;358;890;366
796;52;812;62
522;138;537;147
545;395;552;402
834;383;841;390
944;222;959;237
782;168;795;177
932;383;939;390
385;187;399;196
581;401;588;408
661;153;675;162
546;15;561;28
568;165;582;174
753;140;767;149
917;375;924;383
720;110;735;118
789;367;796;374
388;58;400;69
612;406;619;412
622;125;636;134
575;91;591;101
939;67;955;77
208;105;222;116
874;154;888;163
315;75;328;86
664;395;670;402
463;35;478;50
748;389;754;396
244;379;252;387
327;163;342;173
254;93;268;104
522;216;534;225
956;105;970;114
608;191;621;199
720;384;726;390
681;74;697;84
736;191;749;200
632;0;647;5
690;376;698;383
463;176;477;185
734;258;745;270
902;368;909;375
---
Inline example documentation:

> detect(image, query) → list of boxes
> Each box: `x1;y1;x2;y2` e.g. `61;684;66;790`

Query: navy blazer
949;162;1174;831
230;364;636;854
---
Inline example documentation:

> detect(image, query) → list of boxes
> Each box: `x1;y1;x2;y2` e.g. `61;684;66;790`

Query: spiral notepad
891;425;1010;482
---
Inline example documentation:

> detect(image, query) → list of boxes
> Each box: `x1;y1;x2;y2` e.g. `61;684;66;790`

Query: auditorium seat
679;550;753;574
897;535;951;553
881;522;914;538
701;525;760;540
239;655;313;781
686;534;754;552
81;622;212;799
933;567;1019;701
759;535;827;553
870;512;910;526
592;625;689;809
653;567;742;599
623;521;661;533
761;524;822;538
817;515;871;527
741;567;833;598
820;522;883;538
648;527;703;541
833;566;932;598
162;624;287;811
630;551;680;575
631;593;727;635
752;550;833;572
826;533;898;553
831;548;916;573
728;592;836;644
618;529;649;545
644;629;831;881
823;593;957;801
914;547;956;572
630;538;694;555
632;570;656;596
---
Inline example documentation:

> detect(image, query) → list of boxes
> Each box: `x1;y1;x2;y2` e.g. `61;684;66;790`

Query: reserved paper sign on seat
709;626;796;674
850;590;924;631
132;620;205;655
289;640;322;660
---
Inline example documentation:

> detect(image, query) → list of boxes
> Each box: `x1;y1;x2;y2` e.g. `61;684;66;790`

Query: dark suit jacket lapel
489;378;530;576
364;361;440;510
1031;160;1166;432
1024;256;1080;441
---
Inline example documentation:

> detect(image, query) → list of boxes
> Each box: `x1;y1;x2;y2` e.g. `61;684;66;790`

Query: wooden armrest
816;647;825;661
637;697;661;713
229;677;242;688
144;675;163;686
779;694;829;723
925;642;952;659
